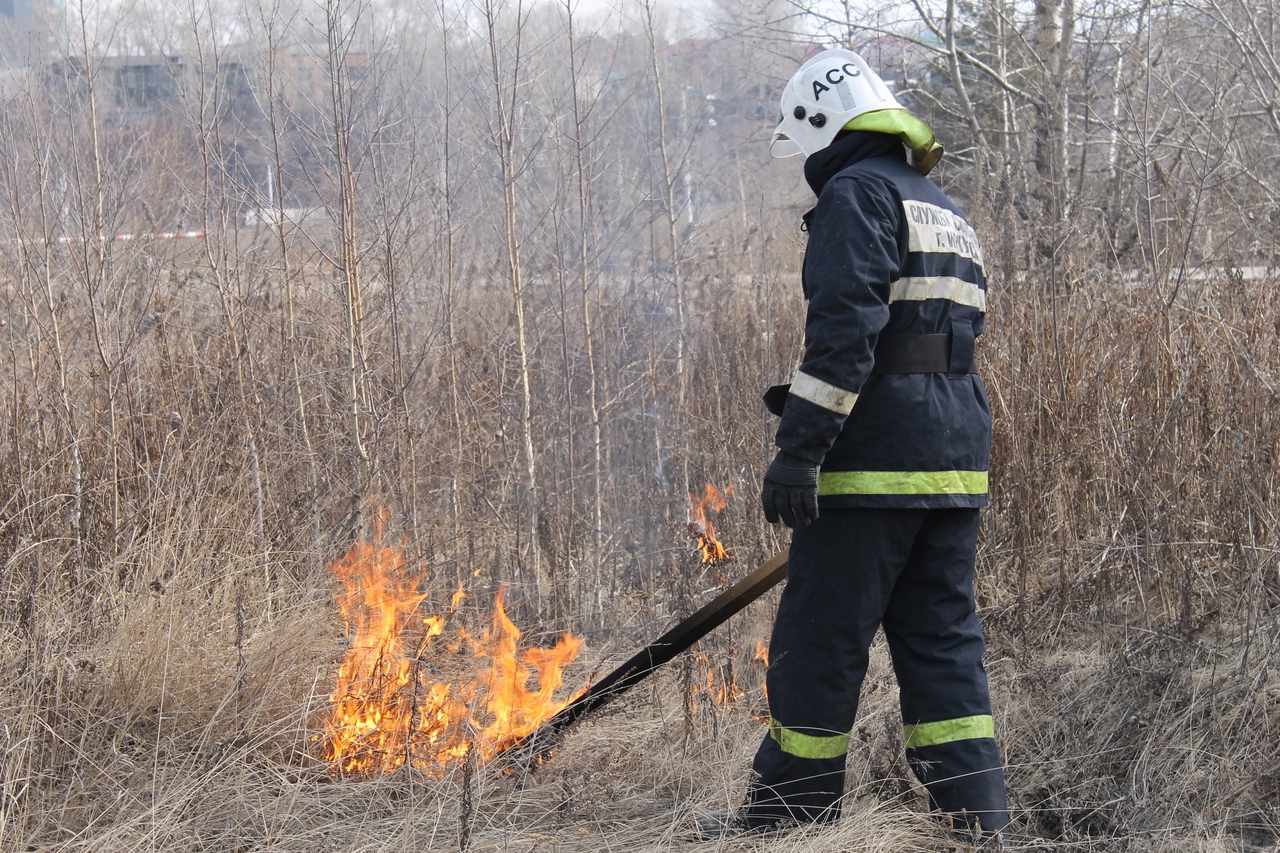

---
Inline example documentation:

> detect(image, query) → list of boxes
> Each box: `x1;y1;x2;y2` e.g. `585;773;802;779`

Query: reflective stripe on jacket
774;132;992;509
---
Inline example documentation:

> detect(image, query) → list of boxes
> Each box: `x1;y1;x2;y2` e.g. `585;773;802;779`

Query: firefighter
700;49;1009;843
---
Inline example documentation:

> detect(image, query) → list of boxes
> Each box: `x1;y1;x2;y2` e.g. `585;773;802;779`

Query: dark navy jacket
772;131;991;509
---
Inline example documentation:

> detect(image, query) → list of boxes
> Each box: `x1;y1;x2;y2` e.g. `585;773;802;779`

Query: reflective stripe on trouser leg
882;509;1008;834
906;737;1007;835
746;509;932;828
744;735;846;828
769;717;851;758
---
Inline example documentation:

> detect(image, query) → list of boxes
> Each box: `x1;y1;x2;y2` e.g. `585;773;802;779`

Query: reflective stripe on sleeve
790;370;858;416
818;469;989;496
903;714;995;749
889;276;986;311
769;717;851;759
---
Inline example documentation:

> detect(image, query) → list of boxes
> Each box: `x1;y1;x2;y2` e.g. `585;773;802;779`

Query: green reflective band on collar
818;470;989;496
903;714;995;749
842;109;944;175
769;717;851;759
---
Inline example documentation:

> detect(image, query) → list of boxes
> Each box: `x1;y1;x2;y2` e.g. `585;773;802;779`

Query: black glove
761;451;819;528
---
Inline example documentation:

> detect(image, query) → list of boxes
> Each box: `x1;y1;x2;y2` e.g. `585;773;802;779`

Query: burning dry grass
0;604;942;853
7;592;1275;852
688;483;732;565
321;520;587;775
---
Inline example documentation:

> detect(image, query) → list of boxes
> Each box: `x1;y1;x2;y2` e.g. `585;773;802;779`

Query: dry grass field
2;222;1277;852
3;4;1279;841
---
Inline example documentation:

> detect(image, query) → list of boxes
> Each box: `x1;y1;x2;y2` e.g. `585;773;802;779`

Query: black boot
687;809;751;841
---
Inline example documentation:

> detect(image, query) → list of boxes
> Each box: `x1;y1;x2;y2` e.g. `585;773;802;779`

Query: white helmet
770;48;904;159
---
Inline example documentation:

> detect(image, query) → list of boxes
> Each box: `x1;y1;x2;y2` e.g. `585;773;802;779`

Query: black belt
762;322;977;416
871;321;976;375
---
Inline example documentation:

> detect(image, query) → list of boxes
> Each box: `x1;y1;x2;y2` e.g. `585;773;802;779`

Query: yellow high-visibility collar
843;109;944;175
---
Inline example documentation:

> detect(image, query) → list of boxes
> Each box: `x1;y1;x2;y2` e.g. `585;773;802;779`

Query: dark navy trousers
745;507;1008;835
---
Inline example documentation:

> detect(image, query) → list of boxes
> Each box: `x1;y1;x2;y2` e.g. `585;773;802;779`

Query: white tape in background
3;231;206;246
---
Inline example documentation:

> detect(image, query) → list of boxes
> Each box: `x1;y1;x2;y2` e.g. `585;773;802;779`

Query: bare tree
479;0;545;606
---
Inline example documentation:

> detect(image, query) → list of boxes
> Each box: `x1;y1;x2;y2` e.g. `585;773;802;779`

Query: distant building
0;0;21;23
1;0;64;69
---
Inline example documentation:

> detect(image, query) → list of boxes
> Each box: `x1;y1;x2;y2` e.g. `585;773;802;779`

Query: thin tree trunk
257;3;322;547
438;2;464;563
74;17;117;558
327;0;370;478
182;2;272;615
484;0;543;607
563;0;605;617
642;0;689;498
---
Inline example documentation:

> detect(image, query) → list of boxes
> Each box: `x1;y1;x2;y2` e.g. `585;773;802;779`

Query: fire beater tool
502;550;788;763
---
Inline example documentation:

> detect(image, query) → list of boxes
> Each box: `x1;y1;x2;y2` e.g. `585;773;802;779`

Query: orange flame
691;650;744;709
322;520;585;776
747;635;768;706
687;482;731;563
753;637;770;668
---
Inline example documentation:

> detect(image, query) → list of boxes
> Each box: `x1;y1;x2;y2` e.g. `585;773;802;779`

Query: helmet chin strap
769;134;805;159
